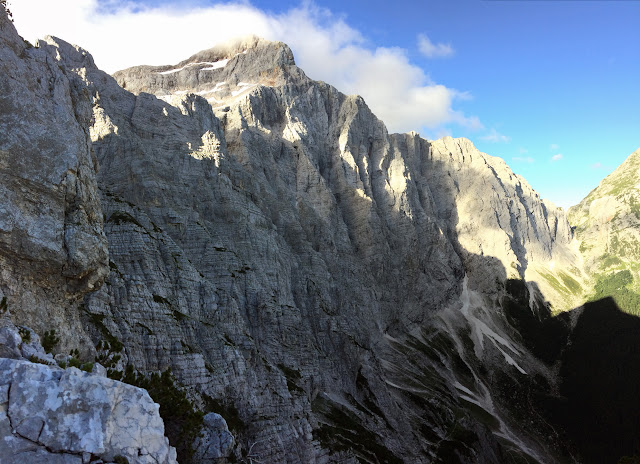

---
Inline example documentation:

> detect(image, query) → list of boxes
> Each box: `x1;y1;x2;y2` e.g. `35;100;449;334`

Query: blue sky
11;0;640;208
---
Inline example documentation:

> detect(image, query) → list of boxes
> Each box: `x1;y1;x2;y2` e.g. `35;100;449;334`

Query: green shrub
592;270;633;300
86;312;123;352
41;330;60;354
113;456;129;464
18;327;31;344
116;366;204;462
28;355;54;366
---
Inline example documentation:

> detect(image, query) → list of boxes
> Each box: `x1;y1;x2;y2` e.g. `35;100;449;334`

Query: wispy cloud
11;0;480;134
480;128;511;143
518;147;528;154
513;156;535;163
550;143;559;151
551;153;563;162
417;34;454;58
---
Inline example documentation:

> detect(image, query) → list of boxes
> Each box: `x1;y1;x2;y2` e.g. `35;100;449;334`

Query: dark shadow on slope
502;279;570;365
551;297;640;464
504;287;640;464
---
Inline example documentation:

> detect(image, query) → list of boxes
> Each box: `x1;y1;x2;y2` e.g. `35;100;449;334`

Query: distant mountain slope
569;147;640;315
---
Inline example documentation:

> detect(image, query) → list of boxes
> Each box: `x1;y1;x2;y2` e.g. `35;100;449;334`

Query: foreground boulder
0;323;177;464
192;413;234;463
0;359;177;464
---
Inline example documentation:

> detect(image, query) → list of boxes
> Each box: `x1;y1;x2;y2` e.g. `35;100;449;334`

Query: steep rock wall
87;38;579;462
0;7;108;351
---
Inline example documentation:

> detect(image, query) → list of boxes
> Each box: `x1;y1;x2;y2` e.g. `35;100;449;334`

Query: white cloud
519;147;528;154
550;143;559;151
10;0;480;134
512;156;535;163
551;153;563;161
417;34;454;58
480;128;510;143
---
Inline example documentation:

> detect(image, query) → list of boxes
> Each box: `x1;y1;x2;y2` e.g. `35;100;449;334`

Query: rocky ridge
0;5;108;351
569;147;640;307
0;5;597;463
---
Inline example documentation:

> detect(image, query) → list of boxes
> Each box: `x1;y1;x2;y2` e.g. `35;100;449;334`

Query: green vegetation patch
312;396;402;464
597;154;640;198
202;394;246;433
28;355;55;366
539;271;569;296
107;211;144;229
41;329;60;354
601;253;623;269
589;270;640;317
629;195;640;219
118;366;204;462
86;312;124;353
18;327;31;344
558;272;582;295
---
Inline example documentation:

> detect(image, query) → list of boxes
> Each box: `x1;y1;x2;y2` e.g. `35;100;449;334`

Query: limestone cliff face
83;39;578;462
0;8;108;350
567;147;640;320
1;8;584;462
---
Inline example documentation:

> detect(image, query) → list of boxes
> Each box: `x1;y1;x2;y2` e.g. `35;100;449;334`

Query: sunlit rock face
569;147;640;297
1;3;587;461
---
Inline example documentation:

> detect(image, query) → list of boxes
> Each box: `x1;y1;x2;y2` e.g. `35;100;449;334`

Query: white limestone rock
0;358;177;464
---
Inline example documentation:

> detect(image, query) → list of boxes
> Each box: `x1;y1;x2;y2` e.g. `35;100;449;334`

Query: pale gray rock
193;412;235;462
76;36;575;463
0;325;21;358
421;135;583;310
569;147;640;283
113;35;295;111
0;322;177;463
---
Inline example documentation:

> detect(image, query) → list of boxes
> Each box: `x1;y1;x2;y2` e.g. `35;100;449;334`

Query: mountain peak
112;36;296;102
178;35;295;68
